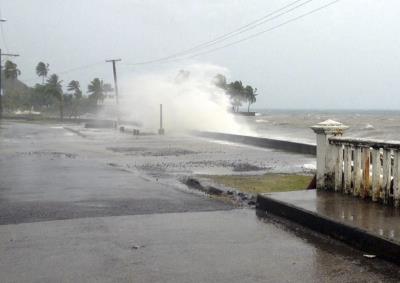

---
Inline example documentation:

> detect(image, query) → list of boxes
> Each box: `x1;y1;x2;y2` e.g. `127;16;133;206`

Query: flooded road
0;120;399;282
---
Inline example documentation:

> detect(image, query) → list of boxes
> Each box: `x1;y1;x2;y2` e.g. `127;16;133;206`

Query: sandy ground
1;120;399;282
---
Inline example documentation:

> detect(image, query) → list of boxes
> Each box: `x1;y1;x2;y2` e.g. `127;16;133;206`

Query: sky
0;0;399;109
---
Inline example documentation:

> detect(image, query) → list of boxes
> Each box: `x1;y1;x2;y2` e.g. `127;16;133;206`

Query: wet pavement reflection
265;189;400;242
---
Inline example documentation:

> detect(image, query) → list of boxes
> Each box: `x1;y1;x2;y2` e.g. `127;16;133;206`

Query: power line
126;0;310;66
187;0;307;51
20;0;340;84
126;0;315;66
130;0;341;66
186;0;341;59
181;0;315;55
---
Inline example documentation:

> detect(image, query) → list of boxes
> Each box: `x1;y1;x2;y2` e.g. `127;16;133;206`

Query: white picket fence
311;120;400;207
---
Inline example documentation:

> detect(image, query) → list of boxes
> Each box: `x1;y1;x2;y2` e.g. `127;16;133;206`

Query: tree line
214;74;258;113
2;60;114;120
3;64;259;119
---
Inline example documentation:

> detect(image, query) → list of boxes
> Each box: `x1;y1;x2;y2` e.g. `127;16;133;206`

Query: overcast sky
1;0;399;109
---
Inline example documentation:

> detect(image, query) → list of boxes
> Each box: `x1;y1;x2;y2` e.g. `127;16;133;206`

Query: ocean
237;109;400;145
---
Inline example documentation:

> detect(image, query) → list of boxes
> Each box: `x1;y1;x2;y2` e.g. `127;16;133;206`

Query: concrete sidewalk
257;189;400;264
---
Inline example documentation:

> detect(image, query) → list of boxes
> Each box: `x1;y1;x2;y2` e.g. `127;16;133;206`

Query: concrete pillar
311;120;348;189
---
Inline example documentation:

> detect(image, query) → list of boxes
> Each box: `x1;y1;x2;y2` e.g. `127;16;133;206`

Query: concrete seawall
192;131;316;155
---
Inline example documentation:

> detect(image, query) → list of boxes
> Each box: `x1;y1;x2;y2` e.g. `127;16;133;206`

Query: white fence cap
310;119;349;135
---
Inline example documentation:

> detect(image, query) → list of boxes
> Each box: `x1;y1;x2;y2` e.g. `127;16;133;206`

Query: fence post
361;147;371;198
311;120;349;190
343;145;352;194
334;144;344;192
353;146;362;196
382;149;392;204
393;150;400;207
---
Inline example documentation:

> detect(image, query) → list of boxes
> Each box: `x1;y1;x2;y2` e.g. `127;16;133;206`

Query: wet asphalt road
0;120;399;282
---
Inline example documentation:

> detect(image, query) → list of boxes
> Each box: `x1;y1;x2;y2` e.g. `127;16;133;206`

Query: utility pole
0;48;19;118
105;58;121;123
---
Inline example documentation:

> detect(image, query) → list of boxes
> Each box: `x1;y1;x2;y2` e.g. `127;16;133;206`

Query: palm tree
45;74;64;120
227;81;245;112
87;78;104;105
244;85;257;112
67;80;82;99
36;62;49;84
213;74;227;90
4;60;21;80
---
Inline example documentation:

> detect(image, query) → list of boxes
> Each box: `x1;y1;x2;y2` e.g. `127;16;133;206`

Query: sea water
236;109;400;145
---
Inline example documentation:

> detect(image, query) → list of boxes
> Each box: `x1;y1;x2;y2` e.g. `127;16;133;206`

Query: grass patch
206;174;313;194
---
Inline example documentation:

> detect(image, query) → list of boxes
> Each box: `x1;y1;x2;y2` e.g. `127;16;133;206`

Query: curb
256;193;400;265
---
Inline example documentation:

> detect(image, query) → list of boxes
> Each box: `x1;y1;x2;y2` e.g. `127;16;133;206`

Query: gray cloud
1;0;399;109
